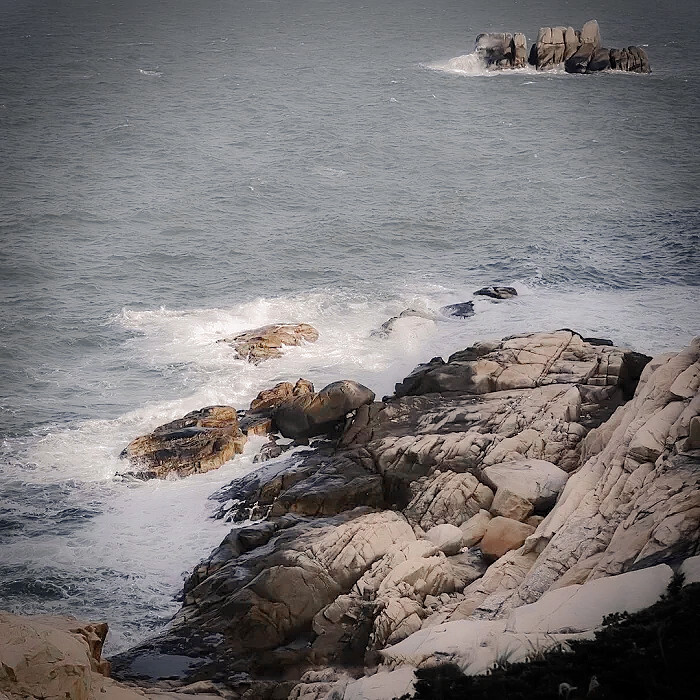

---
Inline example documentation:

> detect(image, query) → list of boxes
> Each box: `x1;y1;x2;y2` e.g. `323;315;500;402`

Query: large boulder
480;517;536;560
587;46;612;72
564;43;597;73
273;380;375;439
119;406;246;479
239;378;315;436
249;378;314;413
218;323;319;363
481;458;569;511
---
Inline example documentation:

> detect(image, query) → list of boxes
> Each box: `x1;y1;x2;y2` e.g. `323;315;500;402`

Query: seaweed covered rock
119;405;247;479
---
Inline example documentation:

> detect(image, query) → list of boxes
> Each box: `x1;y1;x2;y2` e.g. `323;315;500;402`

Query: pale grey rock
425;523;464;555
482;458;569;511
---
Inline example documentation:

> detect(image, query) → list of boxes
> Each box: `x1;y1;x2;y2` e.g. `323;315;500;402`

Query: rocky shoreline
2;325;698;700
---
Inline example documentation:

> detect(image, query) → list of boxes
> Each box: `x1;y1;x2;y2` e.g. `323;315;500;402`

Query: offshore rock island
475;19;651;73
3;319;697;699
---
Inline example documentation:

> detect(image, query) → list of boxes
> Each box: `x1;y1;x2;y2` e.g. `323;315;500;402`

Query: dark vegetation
397;577;700;699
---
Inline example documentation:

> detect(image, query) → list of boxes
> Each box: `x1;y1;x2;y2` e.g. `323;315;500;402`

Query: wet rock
113;509;416;684
273;380;375;440
249;379;314;413
609;45;651;73
120;406;247;479
439;301;475;318
475;33;515;69
473;286;517;300
218;323;319;363
587;46;612;72
253;437;288;463
565;43;596;73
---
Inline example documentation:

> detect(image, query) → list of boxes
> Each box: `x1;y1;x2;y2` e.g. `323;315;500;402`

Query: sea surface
1;0;698;653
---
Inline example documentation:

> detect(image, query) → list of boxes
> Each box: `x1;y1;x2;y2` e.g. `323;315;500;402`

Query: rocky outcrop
108;331;700;700
472;19;650;74
218;323;319;363
119;406;247;479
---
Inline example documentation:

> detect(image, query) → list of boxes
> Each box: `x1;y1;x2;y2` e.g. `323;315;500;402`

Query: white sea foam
425;53;565;77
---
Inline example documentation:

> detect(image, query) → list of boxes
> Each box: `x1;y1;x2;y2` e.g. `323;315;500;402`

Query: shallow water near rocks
0;0;698;653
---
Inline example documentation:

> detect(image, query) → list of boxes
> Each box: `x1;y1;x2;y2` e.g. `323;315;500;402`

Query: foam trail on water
424;53;561;77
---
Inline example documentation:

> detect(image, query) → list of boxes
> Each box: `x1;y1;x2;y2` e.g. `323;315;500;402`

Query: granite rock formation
102;329;700;700
471;19;650;74
119;406;247;479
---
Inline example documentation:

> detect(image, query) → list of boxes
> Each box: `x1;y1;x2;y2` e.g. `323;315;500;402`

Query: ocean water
1;0;698;653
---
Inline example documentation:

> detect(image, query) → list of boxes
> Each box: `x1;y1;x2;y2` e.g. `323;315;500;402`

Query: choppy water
1;0;698;652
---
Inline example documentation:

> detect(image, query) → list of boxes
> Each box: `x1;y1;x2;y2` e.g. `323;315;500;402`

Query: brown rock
119;406;246;479
459;510;492;547
480;516;535;560
219;323;319;363
249;378;314;413
490;488;534;522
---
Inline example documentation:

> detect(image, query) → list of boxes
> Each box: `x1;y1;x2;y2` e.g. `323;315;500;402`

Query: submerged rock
120;406;246;479
372;308;436;338
473;286;517;300
218;323;319;363
439;301;474;318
